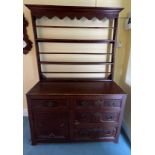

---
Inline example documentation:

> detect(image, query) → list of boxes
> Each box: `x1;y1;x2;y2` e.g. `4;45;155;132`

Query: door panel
33;111;69;140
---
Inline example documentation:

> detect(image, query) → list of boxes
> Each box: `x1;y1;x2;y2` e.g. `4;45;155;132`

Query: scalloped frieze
26;5;123;20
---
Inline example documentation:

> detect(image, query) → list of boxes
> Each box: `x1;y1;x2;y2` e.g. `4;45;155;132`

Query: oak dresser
25;5;127;145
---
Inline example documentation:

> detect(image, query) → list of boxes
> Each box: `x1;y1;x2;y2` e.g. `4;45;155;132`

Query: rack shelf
36;38;115;43
40;61;113;65
42;72;111;74
36;25;115;29
39;52;113;55
41;77;113;82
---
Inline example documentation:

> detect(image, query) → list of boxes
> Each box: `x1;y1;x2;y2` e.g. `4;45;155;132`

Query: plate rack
26;5;123;82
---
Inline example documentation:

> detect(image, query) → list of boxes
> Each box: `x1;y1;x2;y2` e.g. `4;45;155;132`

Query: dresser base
27;81;126;145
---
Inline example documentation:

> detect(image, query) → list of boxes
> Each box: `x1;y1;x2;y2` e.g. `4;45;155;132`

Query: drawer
33;111;69;140
76;98;122;109
74;111;120;124
73;125;118;140
30;99;68;109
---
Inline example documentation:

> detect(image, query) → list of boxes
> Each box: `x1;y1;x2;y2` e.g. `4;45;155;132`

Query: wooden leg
114;137;119;144
31;140;37;145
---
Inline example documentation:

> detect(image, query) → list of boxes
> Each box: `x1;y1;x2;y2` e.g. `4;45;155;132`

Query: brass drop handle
99;113;114;122
81;101;88;106
47;101;54;107
104;130;111;136
106;114;114;120
107;115;113;120
74;120;80;125
94;100;102;106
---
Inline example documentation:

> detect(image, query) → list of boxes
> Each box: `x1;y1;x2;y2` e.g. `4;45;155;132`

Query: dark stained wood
26;81;126;144
30;99;68;109
74;111;120;123
31;15;42;80
26;5;123;20
36;38;115;43
36;25;115;29
76;98;122;109
27;81;126;96
73;126;117;141
25;5;126;145
26;5;123;81
111;18;118;80
33;111;69;140
41;78;113;82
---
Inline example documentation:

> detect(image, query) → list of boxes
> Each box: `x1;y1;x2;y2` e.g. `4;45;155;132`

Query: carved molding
77;99;121;108
75;128;117;138
26;5;123;20
75;112;119;123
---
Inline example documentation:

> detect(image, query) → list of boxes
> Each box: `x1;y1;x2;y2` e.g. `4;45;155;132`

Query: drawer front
76;98;122;109
33;111;69;140
30;99;68;109
73;126;117;140
74;111;120;124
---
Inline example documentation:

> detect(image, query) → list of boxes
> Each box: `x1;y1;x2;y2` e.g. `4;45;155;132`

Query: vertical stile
111;18;118;80
31;15;42;80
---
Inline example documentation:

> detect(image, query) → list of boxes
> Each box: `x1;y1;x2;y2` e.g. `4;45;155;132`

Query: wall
23;0;131;138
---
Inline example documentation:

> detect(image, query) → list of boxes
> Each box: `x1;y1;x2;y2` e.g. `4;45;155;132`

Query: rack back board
26;5;123;82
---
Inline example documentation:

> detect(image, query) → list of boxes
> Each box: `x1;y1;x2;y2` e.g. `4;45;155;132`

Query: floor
23;117;131;155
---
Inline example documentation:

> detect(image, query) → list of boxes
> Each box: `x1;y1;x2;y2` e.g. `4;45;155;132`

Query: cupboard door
33;111;69;140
